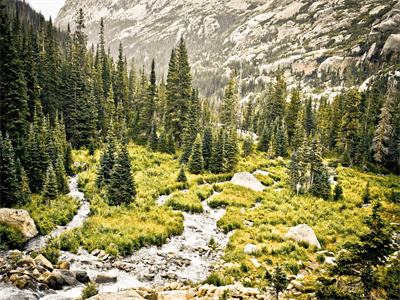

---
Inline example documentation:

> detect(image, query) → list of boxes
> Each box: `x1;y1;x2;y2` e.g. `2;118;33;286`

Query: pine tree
286;151;301;192
243;134;253;157
221;71;238;128
370;83;394;166
157;130;168;153
55;155;69;194
65;143;73;176
305;98;314;136
292;114;306;150
188;134;204;174
286;89;301;143
96;128;117;187
147;121;158;151
17;162;31;204
202;127;213;170
108;143;136;206
225;129;239;172
142;58;157;133
167;131;176;155
257;127;270;153
177;165;187;182
243;97;254;132
333;182;343;201
0;133;20;207
42;163;58;201
362;181;372;204
271;265;288;300
210;130;225;174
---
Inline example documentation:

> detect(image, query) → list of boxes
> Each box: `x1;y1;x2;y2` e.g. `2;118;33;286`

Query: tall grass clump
208;183;260;208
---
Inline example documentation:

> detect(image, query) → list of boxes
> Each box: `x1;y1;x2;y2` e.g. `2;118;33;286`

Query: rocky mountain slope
55;0;400;99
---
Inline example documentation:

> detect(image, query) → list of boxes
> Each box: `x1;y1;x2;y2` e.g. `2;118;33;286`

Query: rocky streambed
0;176;234;299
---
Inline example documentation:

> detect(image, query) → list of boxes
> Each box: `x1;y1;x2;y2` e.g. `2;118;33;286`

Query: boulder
381;34;400;56
244;244;260;255
0;208;38;240
58;269;77;286
291;280;304;291
96;274;117;283
59;261;70;270
284;224;321;248
88;290;145;300
43;270;65;289
16;257;35;267
158;290;188;300
73;270;90;284
34;254;54;271
231;172;265;192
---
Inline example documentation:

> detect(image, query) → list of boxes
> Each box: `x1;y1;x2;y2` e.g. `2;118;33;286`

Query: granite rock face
0;209;38;240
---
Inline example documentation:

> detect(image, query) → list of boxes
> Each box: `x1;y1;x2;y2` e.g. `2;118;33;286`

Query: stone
324;256;336;265
381;34;400;56
35;254;54;271
291;280;304;291
59;261;70;270
98;250;106;258
0;208;38;240
73;270;90;284
157;290;188;300
244;244;260;254
284;224;321;248
44;270;66;289
231;172;265;192
96;274;117;283
91;249;101;256
250;258;260;268
16;257;35;267
89;290;145;300
58;269;77;286
197;284;209;297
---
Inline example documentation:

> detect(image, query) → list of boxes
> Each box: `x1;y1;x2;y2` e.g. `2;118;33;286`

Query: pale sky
26;0;66;21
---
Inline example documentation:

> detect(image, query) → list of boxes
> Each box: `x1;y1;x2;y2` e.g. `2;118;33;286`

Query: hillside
55;0;400;98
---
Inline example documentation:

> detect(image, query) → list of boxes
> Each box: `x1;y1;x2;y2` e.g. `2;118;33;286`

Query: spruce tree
55;155;69;194
210;130;225;174
147;121;158;152
202;127;213;170
333;182;343;201
243;134;253;157
157;130;168;153
286;151;301;192
96;128;117;187
257;127;270;153
108;144;136;206
65;143;73;176
271;265;288;300
188;134;204;174
0;133;20;207
286;89;301;143
167;131;176;154
225;129;239;172
42;163;58;201
177;165;187;182
17;163;31;204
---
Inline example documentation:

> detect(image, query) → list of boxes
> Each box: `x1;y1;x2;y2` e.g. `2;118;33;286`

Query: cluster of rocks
0;251;90;291
86;282;270;300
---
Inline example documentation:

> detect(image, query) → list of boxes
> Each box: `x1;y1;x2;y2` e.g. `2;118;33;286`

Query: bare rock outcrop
0;208;38;240
284;224;321;249
231;172;265;192
381;34;400;56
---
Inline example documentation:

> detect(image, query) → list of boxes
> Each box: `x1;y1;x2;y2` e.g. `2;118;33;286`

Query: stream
3;175;231;299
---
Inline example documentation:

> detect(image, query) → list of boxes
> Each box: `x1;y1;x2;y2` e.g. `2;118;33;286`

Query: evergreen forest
0;1;399;299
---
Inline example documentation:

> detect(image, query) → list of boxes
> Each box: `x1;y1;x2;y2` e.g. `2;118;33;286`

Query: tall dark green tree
286;89;301;143
187;134;204;174
42;163;58;201
108;143;136;206
210;129;225;174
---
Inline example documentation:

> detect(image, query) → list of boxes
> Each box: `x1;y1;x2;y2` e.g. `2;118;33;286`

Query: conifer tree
202;127;213;170
167;131;176;155
65;143;73;176
0;133;20;207
292;114;305;150
286;89;301;143
243;97;254;132
42;163;58;201
147;121;158;151
371;83;394;166
333;182;343;201
17;162;31;204
108;143;136;206
177;165;187;182
243;134;253;157
188;134;204;174
257;127;270;153
142;58;157;133
225;129;239;172
305;98;314;136
286;151;301;192
221;71;238;128
271;265;288;300
96;128;117;187
210;130;225;174
55;155;69;194
157;130;168;153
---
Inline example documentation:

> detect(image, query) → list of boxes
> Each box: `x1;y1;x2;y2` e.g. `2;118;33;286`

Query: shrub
82;282;99;299
204;272;225;287
0;223;25;250
41;244;60;265
317;253;326;264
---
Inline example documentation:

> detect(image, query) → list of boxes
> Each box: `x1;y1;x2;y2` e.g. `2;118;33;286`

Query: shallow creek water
4;176;232;299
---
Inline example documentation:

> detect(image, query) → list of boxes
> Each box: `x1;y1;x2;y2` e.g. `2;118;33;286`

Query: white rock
244;244;260;254
284;224;321;249
231;172;265;192
381;34;400;56
250;258;260;267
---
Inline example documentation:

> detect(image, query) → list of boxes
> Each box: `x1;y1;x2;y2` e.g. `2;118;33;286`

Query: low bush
204;272;226;286
166;190;204;213
0;223;25;250
41;243;60;265
82;282;99;299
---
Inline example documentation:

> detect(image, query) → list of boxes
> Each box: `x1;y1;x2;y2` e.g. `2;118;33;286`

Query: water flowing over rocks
24;175;89;253
0;208;38;240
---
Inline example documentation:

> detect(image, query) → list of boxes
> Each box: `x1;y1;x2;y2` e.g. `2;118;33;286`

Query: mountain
55;0;400;99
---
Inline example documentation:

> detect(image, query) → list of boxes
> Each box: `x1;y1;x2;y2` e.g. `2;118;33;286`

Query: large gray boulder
231;172;265;192
284;224;321;249
381;34;400;56
0;208;38;240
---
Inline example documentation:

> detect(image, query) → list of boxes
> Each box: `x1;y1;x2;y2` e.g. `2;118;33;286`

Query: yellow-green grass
20;195;80;235
209;183;262;208
165;184;214;213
